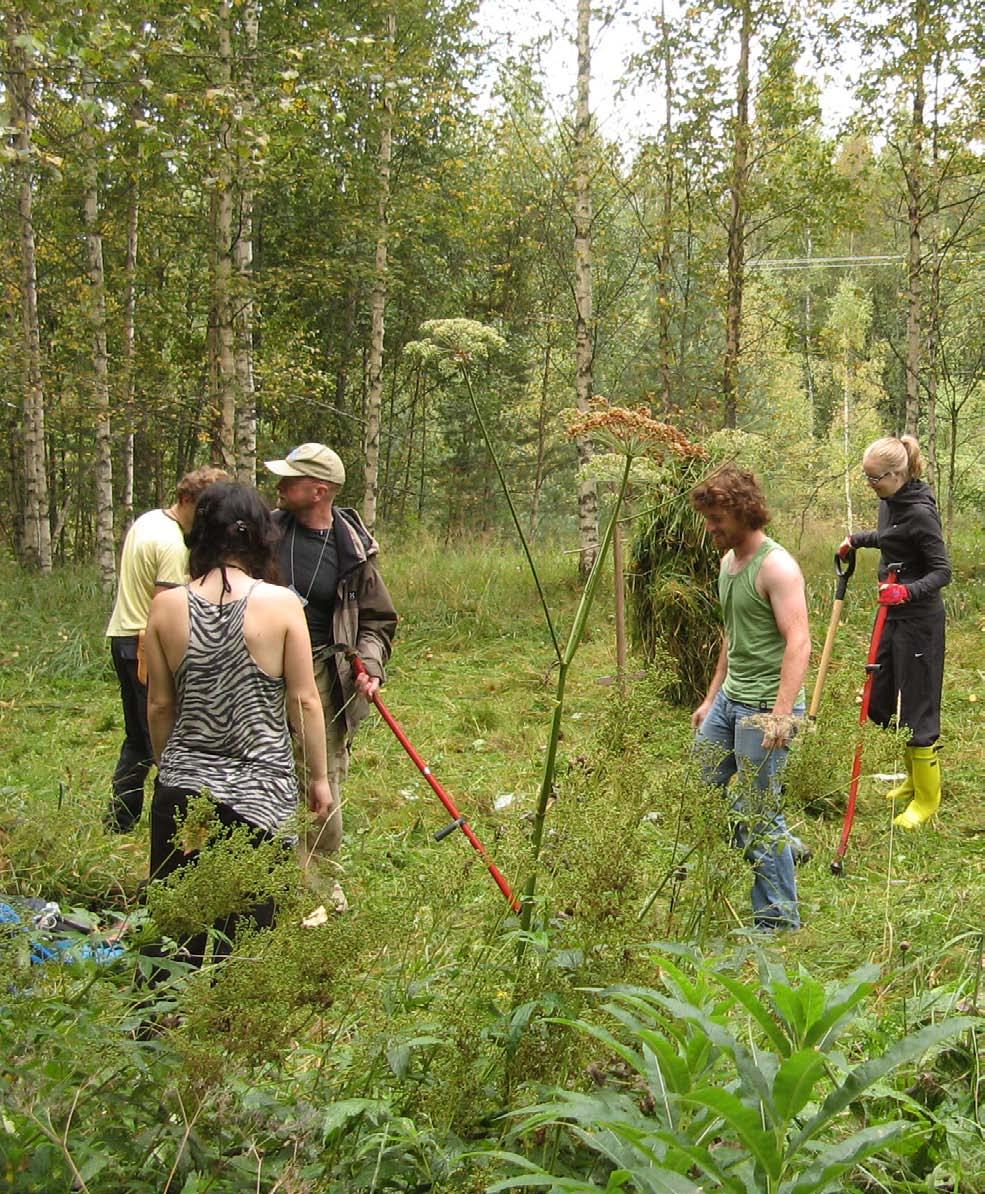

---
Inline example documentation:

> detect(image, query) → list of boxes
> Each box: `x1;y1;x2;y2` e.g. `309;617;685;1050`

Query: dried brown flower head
567;397;706;461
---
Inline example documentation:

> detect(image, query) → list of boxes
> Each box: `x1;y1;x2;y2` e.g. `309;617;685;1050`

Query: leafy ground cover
0;519;982;1191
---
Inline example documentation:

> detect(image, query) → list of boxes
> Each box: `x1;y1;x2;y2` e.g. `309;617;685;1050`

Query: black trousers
149;781;281;968
867;610;945;747
108;636;154;831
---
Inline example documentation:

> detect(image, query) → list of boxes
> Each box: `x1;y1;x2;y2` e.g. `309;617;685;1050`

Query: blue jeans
695;691;802;931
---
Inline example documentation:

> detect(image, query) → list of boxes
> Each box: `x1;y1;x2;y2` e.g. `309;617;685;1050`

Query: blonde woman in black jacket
838;435;951;829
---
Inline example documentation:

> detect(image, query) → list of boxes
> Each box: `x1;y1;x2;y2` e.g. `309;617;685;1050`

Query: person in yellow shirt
105;466;227;832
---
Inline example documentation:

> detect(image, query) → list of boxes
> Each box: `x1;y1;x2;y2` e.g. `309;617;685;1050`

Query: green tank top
719;537;803;707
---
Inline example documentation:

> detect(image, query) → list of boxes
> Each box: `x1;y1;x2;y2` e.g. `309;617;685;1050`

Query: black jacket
850;480;951;618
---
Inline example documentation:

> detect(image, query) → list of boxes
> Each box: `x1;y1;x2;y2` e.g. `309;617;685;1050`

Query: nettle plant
404;320;705;935
489;951;974;1194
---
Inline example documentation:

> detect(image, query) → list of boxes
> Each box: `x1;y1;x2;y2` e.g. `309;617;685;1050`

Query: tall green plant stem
461;368;562;664
519;455;633;937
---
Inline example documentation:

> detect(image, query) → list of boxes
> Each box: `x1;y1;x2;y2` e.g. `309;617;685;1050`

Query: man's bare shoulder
761;544;805;587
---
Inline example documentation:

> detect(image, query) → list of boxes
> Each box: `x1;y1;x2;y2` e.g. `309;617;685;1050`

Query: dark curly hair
186;482;281;583
690;464;770;530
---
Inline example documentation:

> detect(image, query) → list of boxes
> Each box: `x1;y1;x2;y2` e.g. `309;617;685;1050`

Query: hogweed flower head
404;318;507;376
567;397;706;462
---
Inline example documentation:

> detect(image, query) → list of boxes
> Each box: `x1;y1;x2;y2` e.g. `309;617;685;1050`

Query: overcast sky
473;0;857;149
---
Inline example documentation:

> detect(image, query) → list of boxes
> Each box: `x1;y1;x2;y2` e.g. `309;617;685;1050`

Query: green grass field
0;519;982;1190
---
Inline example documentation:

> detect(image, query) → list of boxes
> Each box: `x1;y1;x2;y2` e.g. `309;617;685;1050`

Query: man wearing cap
265;443;398;870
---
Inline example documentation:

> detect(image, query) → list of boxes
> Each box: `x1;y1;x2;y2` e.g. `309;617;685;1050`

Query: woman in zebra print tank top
144;482;330;966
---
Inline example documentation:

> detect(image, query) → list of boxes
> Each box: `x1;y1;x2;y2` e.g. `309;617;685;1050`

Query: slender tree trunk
530;328;553;539
121;159;140;532
842;362;854;534
945;403;956;545
82;76;115;589
723;0;751;430
400;372;420;521
573;0;599;576
417;395;427;520
215;0;237;469
362;9;395;532
656;0;674;413
803;229;816;431
924;47;942;487
8;20;51;571
207;189;220;446
904;0;927;436
234;0;258;483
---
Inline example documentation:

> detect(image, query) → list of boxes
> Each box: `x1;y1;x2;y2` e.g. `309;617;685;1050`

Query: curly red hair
691;464;770;530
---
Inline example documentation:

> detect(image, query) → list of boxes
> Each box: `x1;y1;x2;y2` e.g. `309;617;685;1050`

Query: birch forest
2;0;983;574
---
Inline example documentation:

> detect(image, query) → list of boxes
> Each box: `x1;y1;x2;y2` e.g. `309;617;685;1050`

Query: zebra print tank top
158;582;299;836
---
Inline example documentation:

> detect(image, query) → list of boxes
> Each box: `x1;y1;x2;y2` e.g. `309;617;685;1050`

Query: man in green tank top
691;465;811;931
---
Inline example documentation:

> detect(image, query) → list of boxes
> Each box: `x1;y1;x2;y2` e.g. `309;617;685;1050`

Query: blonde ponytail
899;435;923;480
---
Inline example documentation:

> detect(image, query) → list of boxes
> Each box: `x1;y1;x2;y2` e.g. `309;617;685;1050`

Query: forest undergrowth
0;520;982;1191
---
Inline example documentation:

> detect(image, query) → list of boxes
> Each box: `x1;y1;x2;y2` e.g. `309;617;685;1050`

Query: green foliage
0;539;983;1191
493;951;975;1194
628;457;721;706
145;796;296;943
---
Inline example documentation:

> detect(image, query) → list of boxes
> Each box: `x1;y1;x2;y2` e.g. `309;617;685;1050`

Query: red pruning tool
347;651;521;913
830;563;902;876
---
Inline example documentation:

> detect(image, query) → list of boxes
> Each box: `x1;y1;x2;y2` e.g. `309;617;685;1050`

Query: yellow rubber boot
884;747;915;803
893;746;941;830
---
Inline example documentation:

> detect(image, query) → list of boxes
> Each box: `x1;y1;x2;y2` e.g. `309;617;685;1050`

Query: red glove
878;583;910;605
837;540;854;559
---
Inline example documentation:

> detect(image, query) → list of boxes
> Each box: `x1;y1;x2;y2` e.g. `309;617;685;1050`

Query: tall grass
0;524;982;1191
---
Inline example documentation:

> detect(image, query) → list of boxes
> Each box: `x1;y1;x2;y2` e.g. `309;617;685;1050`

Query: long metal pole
831;566;899;875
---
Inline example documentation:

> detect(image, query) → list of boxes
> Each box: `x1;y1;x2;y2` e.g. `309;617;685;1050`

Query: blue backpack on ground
0;896;125;966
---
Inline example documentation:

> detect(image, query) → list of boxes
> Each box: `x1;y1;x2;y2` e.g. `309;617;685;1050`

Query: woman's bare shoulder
150;585;186;612
251;581;303;609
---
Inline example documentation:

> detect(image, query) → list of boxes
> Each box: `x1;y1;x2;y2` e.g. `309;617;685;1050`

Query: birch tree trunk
362;9;395;533
121;156;139;532
82;76;115;589
8;20;51;571
803;230;815;430
723;0;751;430
530;324;553;539
234;0;258;483
573;0;599;576
924;46;942;488
215;0;237;470
904;0;927;436
656;0;674;412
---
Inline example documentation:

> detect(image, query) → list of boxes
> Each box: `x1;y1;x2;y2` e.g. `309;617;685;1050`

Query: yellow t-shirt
105;508;188;637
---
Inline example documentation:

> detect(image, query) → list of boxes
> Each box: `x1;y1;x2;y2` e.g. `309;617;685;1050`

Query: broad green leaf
790;1017;974;1152
713;970;792;1055
781;1121;909;1194
569;1121;693;1193
772;1049;827;1122
553;1015;651;1081
641;1033;692;1098
656;995;776;1110
770;982;809;1043
652;1130;749;1194
682;1086;781;1181
803;965;880;1050
386;1042;410;1078
321;1098;388;1141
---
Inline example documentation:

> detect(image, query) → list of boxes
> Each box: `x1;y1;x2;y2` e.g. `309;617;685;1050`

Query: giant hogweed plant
489;950;975;1193
404;320;705;936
